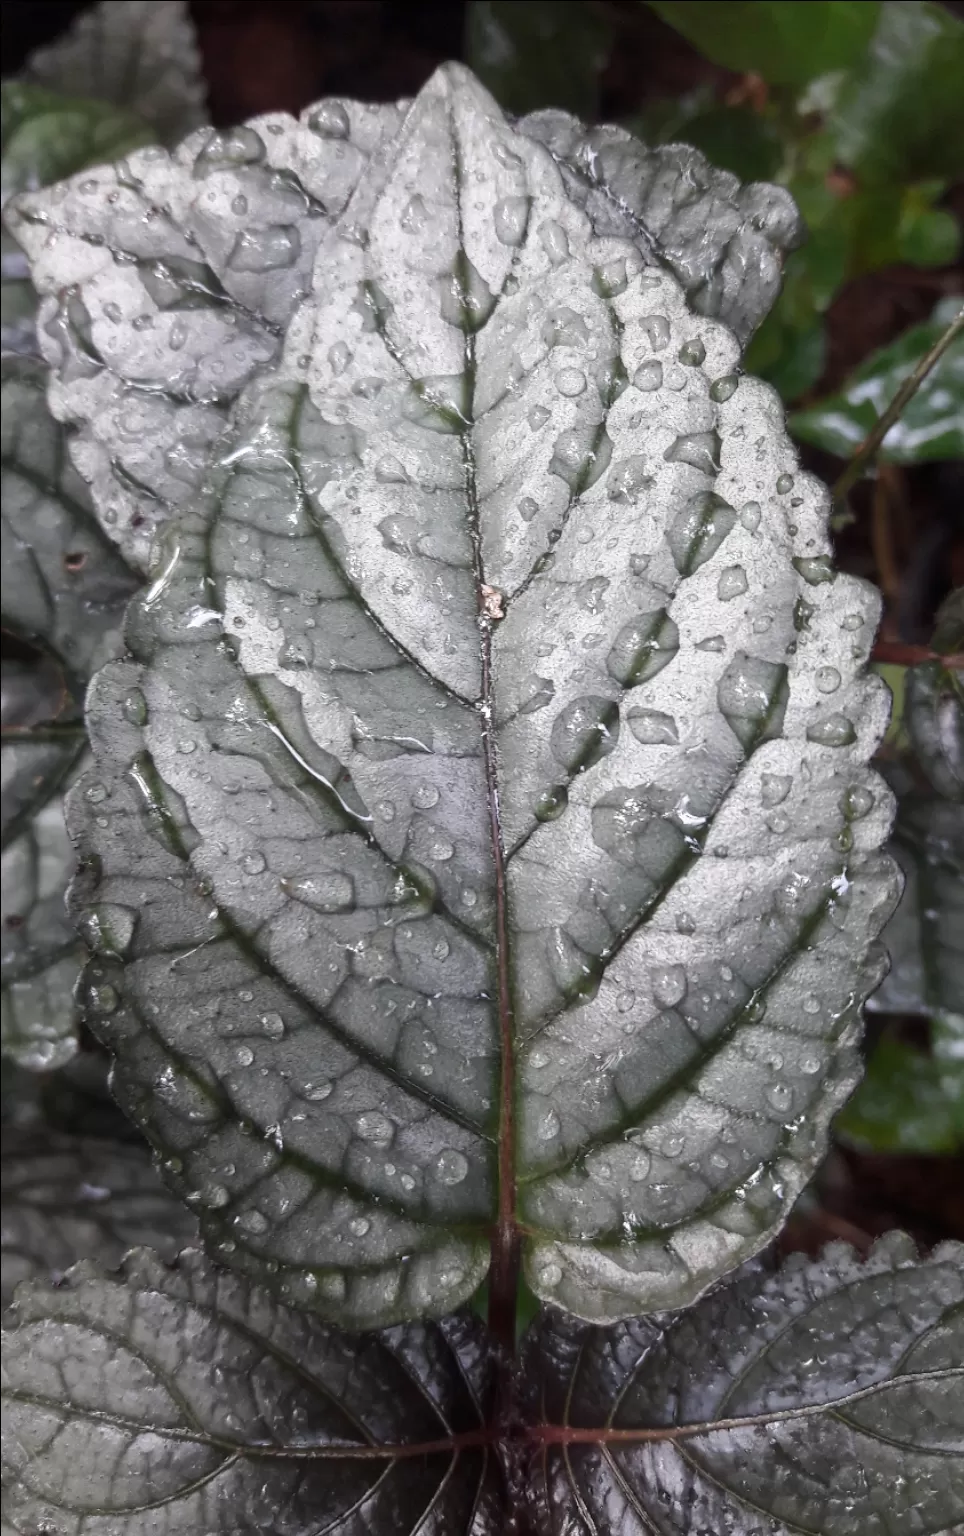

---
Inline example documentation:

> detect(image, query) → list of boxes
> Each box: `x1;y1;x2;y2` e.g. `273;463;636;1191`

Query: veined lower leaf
516;109;804;344
1;1247;502;1535
1;1125;197;1307
15;64;900;1326
524;1232;964;1535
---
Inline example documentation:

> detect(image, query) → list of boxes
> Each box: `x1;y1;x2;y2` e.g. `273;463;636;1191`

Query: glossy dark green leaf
647;1;881;86
1;657;86;1073
870;778;964;1024
1;1126;197;1307
22;0;207;148
524;1233;964;1535
832;0;964;184
26;67;902;1328
790;300;964;464
517;111;804;344
836;1031;963;1153
1;1248;502;1535
464;0;612;117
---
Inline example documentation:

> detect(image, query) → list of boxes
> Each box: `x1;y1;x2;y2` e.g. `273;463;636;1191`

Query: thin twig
833;305;964;506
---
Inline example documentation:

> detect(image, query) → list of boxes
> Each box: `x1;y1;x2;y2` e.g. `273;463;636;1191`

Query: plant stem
832;306;964;506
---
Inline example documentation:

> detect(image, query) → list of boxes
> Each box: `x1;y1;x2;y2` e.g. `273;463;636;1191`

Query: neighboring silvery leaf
904;659;964;803
2;354;139;683
517;109;804;344
791;299;964;466
1;1247;502;1536
7;98;406;571
1;1126;197;1307
1;656;86;1072
524;1233;964;1536
0;80;156;355
67;64;897;1327
868;771;964;1026
22;0;207;149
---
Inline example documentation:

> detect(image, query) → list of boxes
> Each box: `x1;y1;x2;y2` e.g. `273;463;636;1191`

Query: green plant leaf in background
791;299;964;463
837;1029;962;1153
22;0;207;148
832;0;964;184
465;0;613;117
647;1;881;87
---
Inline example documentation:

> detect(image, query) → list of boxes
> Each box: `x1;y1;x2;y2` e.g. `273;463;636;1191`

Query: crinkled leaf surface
22;0;207;149
516;109;804;346
868;771;964;1025
1;1247;501;1536
0;1126;197;1308
52;67;901;1329
524;1232;964;1536
791;300;964;466
6;96;407;571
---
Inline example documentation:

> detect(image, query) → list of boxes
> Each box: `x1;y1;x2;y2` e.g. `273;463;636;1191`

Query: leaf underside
12;65;900;1326
2;1236;959;1535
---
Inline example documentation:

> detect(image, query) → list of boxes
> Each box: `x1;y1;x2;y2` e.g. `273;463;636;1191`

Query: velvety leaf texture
1;1247;502;1536
16;66;899;1326
6;96;406;570
524;1233;964;1536
516;110;804;345
1;1126;197;1307
22;0;207;149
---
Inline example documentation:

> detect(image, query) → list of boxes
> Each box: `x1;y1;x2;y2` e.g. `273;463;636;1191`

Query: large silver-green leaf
6;98;406;570
48;65;899;1327
517;109;804;344
22;0;207;149
1;1126;197;1307
524;1232;964;1535
1;1247;501;1535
